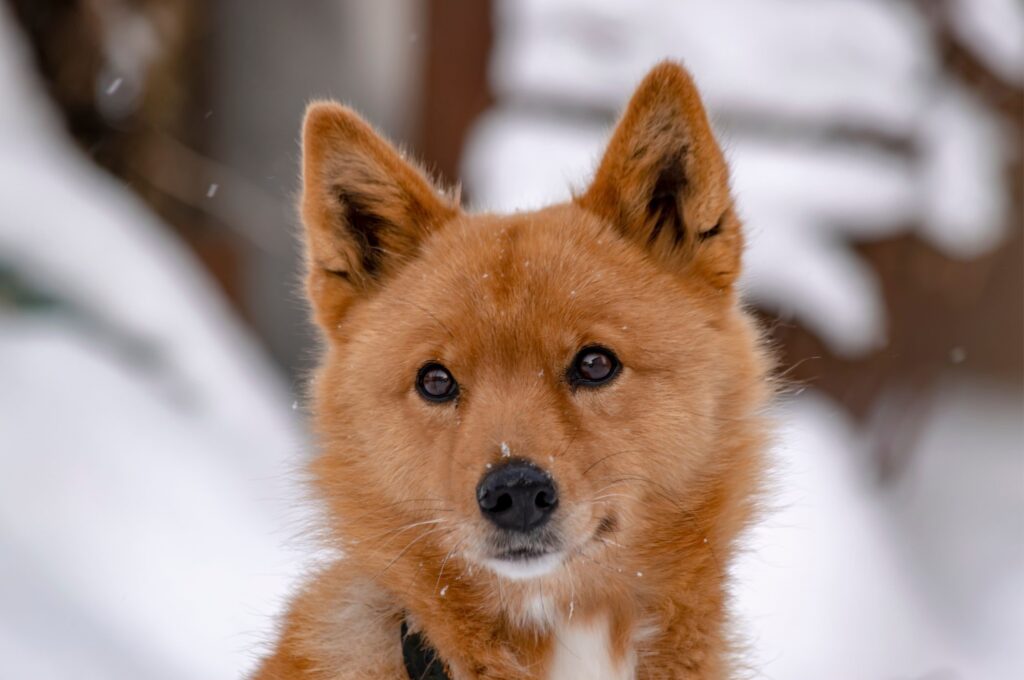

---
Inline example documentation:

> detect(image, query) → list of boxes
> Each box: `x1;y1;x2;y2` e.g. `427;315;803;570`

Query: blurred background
0;1;1020;678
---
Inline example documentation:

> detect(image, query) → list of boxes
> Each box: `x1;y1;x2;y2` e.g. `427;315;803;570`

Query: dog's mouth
479;527;565;580
498;547;549;560
482;548;565;580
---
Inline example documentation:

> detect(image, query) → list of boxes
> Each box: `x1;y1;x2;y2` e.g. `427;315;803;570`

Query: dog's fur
254;62;772;679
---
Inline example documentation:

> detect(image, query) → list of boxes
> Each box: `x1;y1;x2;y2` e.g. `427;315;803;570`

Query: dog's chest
545;616;633;680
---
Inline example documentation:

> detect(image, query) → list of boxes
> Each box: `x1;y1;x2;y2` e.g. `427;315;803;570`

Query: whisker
582;450;629;476
376;526;453;577
573;550;622;575
589;493;633;503
363;518;448;549
585;478;634;498
595;535;626;549
434;536;468;595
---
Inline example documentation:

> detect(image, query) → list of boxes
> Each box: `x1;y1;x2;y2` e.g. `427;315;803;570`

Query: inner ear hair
646;150;689;247
334;186;389;279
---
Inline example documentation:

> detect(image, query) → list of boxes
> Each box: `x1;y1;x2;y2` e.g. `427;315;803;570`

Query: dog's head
301;62;767;584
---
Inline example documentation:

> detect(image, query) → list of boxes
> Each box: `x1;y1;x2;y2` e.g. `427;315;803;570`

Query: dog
254;61;772;679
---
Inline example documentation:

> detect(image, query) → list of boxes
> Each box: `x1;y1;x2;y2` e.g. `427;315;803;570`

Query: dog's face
301;63;764;583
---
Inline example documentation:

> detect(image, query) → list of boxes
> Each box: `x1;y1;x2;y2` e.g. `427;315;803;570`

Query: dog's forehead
448;205;612;276
419;206;635;318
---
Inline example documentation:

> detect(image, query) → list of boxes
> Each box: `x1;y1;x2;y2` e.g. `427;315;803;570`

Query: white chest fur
546;616;634;680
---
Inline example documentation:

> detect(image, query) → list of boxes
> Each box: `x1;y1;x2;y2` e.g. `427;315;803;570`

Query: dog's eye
416;363;459;402
569;346;621;387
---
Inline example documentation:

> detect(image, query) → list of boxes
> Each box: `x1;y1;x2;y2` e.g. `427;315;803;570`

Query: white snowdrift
733;390;1024;679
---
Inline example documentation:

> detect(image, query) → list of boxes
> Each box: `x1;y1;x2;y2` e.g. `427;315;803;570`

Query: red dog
255;61;771;679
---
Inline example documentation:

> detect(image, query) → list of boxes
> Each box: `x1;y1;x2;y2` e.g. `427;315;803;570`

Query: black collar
401;619;451;680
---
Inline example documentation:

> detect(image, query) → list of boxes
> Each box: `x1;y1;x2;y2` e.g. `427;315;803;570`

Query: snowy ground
734;388;1024;679
0;318;307;680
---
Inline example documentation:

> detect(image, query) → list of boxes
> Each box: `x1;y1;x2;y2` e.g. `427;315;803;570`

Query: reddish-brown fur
254;61;772;679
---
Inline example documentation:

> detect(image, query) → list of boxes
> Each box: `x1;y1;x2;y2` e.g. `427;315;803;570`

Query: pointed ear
577;62;741;290
300;102;458;330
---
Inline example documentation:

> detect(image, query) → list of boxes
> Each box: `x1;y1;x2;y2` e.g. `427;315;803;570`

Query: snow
105;77;124;95
0;6;306;679
736;395;951;678
733;387;1024;679
491;0;933;135
949;0;1024;85
731;137;916;355
881;380;1024;671
918;80;1009;256
0;321;304;680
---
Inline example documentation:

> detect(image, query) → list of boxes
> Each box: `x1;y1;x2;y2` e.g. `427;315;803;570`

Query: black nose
477;462;558;532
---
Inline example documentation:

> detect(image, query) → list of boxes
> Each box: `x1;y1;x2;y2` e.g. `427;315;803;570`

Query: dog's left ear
578;61;740;289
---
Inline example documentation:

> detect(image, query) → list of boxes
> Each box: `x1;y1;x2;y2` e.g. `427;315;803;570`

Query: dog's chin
481;551;565;581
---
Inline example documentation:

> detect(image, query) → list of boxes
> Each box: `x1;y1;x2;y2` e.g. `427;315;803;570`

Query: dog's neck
415;549;724;678
404;610;638;680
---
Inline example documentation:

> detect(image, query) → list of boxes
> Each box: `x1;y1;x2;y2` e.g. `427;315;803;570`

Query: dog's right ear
300;102;458;331
578;62;740;290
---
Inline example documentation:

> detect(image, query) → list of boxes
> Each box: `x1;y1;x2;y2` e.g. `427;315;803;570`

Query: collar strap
401;619;451;680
